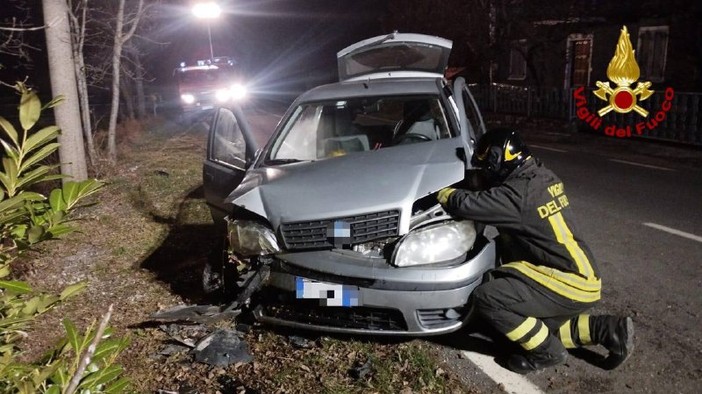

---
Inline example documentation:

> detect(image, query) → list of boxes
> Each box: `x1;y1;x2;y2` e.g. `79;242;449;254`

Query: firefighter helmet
471;128;531;183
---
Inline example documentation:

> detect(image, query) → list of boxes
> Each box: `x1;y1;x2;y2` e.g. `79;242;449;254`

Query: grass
238;331;464;394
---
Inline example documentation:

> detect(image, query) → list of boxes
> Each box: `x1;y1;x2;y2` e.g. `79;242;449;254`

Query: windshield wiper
351;31;397;53
263;158;306;166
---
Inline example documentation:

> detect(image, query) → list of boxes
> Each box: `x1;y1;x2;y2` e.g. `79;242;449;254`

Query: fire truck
173;56;247;116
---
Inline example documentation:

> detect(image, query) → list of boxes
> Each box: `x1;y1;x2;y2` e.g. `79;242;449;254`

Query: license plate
295;277;361;307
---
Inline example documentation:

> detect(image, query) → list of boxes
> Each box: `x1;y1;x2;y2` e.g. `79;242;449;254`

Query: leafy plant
0;82;129;393
0;84;103;254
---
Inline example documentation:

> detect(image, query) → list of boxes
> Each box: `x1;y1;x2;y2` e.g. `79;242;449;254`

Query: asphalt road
240;104;702;393
511;140;702;393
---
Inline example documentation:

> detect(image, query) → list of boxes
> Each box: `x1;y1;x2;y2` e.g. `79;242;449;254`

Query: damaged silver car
202;33;496;336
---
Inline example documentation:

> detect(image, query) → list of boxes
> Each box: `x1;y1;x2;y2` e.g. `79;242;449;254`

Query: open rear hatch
337;32;452;81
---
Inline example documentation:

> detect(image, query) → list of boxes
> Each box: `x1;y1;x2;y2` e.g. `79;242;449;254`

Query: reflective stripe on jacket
444;158;601;303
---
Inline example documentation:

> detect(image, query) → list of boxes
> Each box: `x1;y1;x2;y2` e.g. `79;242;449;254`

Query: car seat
394;100;440;142
324;135;370;156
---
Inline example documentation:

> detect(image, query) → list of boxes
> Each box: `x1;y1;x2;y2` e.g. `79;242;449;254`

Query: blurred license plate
295;277;360;307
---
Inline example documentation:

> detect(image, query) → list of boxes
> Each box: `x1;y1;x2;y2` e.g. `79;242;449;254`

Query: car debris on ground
145;261;271;369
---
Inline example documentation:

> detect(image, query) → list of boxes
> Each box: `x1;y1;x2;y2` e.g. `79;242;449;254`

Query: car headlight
392;220;476;267
230;83;247;100
226;218;280;257
180;93;195;104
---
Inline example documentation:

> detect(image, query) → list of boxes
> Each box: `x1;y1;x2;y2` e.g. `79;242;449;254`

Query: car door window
211;108;246;168
461;87;487;142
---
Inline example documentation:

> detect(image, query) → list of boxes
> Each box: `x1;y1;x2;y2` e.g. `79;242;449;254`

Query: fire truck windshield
178;67;235;85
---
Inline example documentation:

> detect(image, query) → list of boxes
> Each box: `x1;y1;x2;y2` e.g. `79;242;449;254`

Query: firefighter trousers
472;273;604;355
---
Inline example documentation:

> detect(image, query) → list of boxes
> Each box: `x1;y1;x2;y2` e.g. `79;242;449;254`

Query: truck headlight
180;93;195;104
230;83;247;100
392;220;476;267
226;218;280;257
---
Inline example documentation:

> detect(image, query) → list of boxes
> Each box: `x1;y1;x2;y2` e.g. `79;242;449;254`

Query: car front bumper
252;238;496;336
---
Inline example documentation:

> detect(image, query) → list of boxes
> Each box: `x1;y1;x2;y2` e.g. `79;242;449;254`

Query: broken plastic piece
349;358;372;379
158;323;209;348
149;304;241;324
288;335;316;349
159;344;190;356
193;329;253;366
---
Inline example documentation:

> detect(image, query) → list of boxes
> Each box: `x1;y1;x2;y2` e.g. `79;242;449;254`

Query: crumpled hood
226;138;466;233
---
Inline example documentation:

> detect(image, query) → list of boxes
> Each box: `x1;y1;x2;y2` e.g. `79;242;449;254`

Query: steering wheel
393;133;433;145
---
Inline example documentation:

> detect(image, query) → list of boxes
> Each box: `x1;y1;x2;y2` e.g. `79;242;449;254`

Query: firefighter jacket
443;158;601;303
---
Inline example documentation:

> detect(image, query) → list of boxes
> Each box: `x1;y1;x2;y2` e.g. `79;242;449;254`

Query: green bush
0;83;128;393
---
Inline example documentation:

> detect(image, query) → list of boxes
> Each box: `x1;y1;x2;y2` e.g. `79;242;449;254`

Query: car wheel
202;236;231;297
202;258;224;295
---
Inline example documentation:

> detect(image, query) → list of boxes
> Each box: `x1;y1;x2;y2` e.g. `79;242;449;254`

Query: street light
192;2;221;60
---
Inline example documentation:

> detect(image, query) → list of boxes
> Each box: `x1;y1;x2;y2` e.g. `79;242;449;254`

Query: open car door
203;105;257;225
452;77;487;168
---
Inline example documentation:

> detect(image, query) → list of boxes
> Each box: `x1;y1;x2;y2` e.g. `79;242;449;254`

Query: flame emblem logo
593;26;654;117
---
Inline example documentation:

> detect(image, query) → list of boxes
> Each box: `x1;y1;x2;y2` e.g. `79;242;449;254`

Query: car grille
417;308;465;330
280;210;400;250
257;288;407;331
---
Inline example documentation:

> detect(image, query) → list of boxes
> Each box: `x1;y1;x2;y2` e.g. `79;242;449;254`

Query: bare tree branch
64;304;114;394
121;0;145;44
0;23;50;32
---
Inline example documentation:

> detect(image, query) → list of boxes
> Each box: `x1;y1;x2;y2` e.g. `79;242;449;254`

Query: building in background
489;0;701;91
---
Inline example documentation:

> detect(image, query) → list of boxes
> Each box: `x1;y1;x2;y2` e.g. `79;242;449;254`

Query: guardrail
469;84;702;146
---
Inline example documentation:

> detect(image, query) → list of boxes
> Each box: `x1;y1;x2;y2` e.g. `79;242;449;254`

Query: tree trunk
106;0;125;164
71;0;97;165
42;0;88;181
106;0;144;164
134;50;147;118
120;77;135;120
75;57;96;164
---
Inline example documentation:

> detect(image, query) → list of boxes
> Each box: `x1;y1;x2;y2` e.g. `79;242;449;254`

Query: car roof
295;77;446;103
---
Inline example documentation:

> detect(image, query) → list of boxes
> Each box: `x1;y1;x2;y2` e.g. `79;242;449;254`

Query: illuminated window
637;26;669;83
508;40;528;80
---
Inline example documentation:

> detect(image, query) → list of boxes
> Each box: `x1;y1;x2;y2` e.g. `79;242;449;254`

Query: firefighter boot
506;334;568;374
592;315;634;370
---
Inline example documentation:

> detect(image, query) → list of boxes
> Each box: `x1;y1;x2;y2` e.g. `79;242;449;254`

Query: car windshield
267;95;451;163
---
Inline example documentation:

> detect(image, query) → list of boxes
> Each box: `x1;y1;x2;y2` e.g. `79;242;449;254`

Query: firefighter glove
437;187;456;205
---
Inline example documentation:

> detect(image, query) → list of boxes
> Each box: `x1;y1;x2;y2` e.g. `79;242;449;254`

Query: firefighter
437;128;634;374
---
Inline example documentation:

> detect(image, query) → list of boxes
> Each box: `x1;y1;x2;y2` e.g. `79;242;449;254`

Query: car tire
202;258;224;295
202;236;240;300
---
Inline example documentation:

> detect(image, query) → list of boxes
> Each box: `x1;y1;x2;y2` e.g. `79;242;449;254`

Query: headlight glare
180;93;195;104
215;88;231;102
230;83;247;100
392;220;476;267
226;218;280;257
